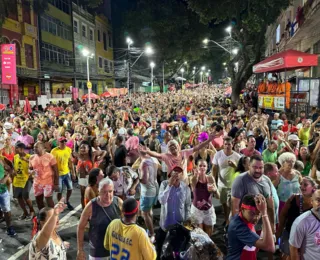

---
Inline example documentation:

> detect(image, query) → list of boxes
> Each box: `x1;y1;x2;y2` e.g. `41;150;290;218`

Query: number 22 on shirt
111;243;130;260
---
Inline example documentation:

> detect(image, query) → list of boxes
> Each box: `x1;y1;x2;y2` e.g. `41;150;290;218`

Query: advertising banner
263;96;274;109
1;44;17;85
274;97;285;110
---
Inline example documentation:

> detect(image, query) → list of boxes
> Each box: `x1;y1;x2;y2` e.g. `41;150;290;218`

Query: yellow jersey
51;147;72;176
104;219;156;260
13;154;31;188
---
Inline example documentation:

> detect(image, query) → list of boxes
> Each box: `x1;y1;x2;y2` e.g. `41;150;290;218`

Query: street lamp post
126;37;133;96
192;70;195;86
82;49;94;109
180;68;185;87
200;71;203;83
150;62;155;92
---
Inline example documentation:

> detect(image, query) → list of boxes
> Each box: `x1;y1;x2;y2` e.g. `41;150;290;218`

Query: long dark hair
79;140;93;163
236;156;248;173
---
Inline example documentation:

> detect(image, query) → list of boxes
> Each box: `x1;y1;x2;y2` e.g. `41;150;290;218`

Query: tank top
2;150;14;162
277;174;300;202
285;195;312;234
192;179;212;211
89;197;121;257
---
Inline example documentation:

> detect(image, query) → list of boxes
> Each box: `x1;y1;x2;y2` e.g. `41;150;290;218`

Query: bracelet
262;214;268;218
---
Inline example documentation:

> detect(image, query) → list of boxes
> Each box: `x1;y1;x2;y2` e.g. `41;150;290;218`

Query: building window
104;59;110;73
97;29;101;42
314;40;320;54
13;41;21;66
73;19;79;33
48;0;70;14
8;0;18;20
25;44;34;68
82;25;87;38
103;32;107;51
22;0;31;24
89;28;94;41
41;14;72;41
109;61;113;72
108;31;112;48
99;57;103;68
41;42;73;66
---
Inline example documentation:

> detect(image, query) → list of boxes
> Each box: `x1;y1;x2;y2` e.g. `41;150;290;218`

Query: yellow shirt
51;147;72;176
104;219;156;260
13;154;31;188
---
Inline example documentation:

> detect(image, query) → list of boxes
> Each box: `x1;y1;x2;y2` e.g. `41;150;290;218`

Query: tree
122;0;222;81
186;0;291;102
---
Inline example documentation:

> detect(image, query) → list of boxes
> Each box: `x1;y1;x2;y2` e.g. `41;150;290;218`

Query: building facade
0;0;39;104
39;0;74;98
95;14;114;94
265;0;320;77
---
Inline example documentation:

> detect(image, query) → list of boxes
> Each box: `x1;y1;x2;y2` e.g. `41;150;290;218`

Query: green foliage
186;0;291;101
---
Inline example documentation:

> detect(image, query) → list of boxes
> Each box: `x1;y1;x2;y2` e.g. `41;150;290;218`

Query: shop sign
1;44;17;84
274;97;285;110
263;96;273;109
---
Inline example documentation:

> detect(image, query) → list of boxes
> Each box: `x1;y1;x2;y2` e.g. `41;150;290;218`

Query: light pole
180;68;185;87
150;62;155;92
200;71;203;83
192;69;195;85
82;49;94;109
126;37;133;95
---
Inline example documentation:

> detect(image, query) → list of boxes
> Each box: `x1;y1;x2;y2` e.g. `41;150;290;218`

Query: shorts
33;183;53;198
140;196;157;212
13;179;32;199
79;175;89;187
219;187;230;205
58;173;73;192
0;190;11;212
191;204;216;226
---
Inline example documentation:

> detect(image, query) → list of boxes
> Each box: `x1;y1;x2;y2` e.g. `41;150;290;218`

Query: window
82;25;87;38
89;28;94;41
109;61;113;72
25;44;34;68
41;14;72;41
103;32;107;51
22;0;31;24
41;42;73;66
8;0;18;20
108;31;112;48
48;0;70;14
104;59;110;73
97;29;101;42
13;41;21;66
73;19;79;33
314;40;320;54
99;57;103;68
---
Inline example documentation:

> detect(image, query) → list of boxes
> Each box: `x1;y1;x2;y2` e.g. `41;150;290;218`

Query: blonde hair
278;152;296;166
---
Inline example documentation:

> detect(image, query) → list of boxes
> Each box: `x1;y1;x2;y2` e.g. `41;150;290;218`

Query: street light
192;70;195;85
184;61;187;65
203;38;209;44
180;68;185;86
232;48;239;55
131;46;154;67
126;37;133;45
226;26;232;34
126;37;134;95
150;62;155;92
82;48;94;109
201;66;206;71
203;38;231;54
223;62;226;66
200;71;203;83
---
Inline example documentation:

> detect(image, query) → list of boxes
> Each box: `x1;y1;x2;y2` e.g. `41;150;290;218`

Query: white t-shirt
289;210;320;260
160;143;168;173
139;157;159;197
212;150;241;188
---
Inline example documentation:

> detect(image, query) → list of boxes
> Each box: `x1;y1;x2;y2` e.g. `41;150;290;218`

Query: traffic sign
87;81;92;89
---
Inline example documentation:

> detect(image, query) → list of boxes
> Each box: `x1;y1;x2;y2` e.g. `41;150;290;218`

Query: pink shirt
126;136;139;151
29;153;57;185
160;148;193;174
212;136;224;150
240;148;261;157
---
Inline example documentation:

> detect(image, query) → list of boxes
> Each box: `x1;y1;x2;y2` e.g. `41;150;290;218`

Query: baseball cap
58;137;67;142
3;122;13;130
288;134;300;141
168;165;183;178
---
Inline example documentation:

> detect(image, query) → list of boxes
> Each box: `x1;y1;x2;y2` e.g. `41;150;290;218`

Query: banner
1;44;17;85
274;97;285;110
263;96;273;109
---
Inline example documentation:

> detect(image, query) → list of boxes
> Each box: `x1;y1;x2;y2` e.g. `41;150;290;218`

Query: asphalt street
1;187;278;260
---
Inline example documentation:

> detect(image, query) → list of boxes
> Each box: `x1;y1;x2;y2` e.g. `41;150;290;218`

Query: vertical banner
1;44;17;85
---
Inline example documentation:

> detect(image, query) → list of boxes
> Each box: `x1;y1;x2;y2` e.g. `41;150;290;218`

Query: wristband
262;214;268;218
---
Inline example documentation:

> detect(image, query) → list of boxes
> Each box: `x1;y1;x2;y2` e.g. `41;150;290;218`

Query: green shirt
0;164;7;193
301;161;312;176
31;127;41;141
262;149;278;163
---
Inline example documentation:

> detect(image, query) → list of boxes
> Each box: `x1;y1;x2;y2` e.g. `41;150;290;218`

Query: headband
241;203;257;211
123;201;140;216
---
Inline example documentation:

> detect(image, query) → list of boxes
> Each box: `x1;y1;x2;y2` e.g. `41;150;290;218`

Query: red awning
253;49;318;73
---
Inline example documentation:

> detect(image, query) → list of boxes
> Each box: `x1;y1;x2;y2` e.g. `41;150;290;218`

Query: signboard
87;81;92;89
263;96;274;109
274;97;285;110
1;44;17;85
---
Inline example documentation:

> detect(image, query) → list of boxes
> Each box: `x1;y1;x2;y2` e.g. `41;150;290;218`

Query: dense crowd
0;85;319;260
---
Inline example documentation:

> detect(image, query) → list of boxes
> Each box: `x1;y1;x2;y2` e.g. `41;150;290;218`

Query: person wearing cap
227;194;275;259
156;165;191;257
104;198;156;260
1;122;19;148
283;134;300;157
29;142;59;210
51;136;75;210
13;142;35;220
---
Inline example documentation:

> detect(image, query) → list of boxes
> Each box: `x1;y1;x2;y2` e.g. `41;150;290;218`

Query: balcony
21;22;38;39
72;3;95;24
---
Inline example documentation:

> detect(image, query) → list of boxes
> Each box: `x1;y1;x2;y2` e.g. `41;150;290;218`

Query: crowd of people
0;85;319;260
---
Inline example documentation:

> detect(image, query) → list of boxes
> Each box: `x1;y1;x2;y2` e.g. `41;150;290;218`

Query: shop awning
253;49;318;73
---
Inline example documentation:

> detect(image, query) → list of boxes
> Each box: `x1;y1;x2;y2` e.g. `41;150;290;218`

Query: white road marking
8;204;81;260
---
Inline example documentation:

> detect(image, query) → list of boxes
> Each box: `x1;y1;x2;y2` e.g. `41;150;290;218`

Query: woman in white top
29;198;68;260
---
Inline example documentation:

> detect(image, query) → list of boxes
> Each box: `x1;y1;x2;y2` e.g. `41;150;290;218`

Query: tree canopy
186;0;291;101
